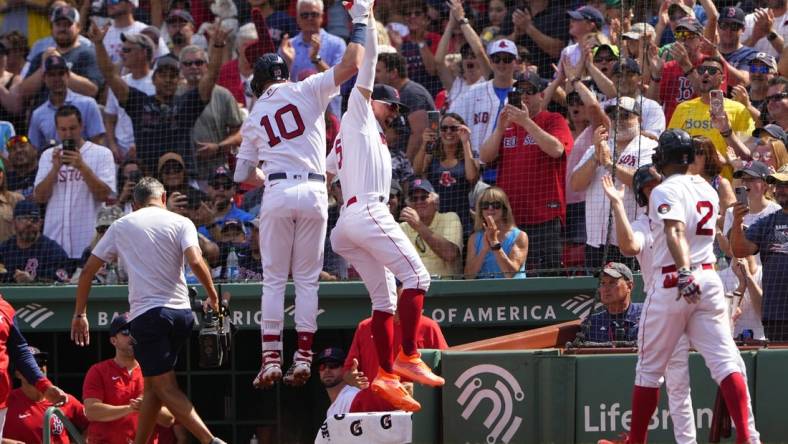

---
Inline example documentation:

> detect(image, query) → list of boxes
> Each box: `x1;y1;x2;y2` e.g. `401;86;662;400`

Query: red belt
661;263;714;274
346;195;385;207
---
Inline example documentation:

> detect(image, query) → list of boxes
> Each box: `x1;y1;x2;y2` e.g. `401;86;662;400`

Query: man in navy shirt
584;262;643;343
732;164;788;341
0;200;70;283
199;166;254;240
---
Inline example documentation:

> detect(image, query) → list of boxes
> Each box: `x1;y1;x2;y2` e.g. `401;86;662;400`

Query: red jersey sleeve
544;112;573;157
82;365;105;401
65;395;90;431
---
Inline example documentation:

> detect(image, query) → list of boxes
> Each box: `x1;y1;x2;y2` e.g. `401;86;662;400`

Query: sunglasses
409;193;429;202
697;66;721;75
674;30;699;41
480;201;503;210
766;92;788;102
6;134;28;150
441;125;460;132
750;64;771;74
521;86;539;96
719;22;743;31
15;215;40;223
491;54;515;64
605;108;635;120
161;164;184;174
182;59;207;67
299;11;320;19
319;362;342;371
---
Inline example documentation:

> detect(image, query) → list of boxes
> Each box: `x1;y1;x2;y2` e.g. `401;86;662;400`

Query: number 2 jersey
326;87;391;199
647;174;719;273
237;69;339;176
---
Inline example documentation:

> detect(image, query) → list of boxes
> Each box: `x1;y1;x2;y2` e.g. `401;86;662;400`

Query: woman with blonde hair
751;126;788;172
464;186;528;279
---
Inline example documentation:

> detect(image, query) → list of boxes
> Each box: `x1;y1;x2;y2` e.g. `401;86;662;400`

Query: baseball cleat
282;361;311;386
371;368;421;412
252;362;282;389
393;350;445;387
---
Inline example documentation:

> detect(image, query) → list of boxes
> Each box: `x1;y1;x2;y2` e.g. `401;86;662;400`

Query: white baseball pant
635;268;743;387
330;195;430;313
258;176;328;347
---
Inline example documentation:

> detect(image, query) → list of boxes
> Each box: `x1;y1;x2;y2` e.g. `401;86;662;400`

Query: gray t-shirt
191;85;244;180
395;79;435;152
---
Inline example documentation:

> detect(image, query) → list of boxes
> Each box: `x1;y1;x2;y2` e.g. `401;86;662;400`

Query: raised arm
88;20;129;105
200;26;230;102
332;0;373;87
354;10;377;99
602;175;641;256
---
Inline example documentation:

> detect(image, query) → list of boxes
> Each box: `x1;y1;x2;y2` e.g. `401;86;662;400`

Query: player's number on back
695;201;714;236
259;104;305;147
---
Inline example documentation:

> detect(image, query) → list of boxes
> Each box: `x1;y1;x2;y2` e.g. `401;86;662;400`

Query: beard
610;124;639;143
172;32;187;46
19;229;39;244
54;33;77;48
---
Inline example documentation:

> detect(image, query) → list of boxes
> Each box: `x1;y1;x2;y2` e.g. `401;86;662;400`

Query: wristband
73;313;86;319
768;31;779;41
35;378;53;393
349;22;368;45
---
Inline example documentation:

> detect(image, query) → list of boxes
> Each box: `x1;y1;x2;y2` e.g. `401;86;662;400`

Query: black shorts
130;307;194;377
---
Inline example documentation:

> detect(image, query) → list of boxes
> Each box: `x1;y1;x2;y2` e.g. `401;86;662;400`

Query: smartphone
710;90;724;116
507;89;523;109
735;186;749;207
62;139;76;152
127;170;143;185
426;110;440;154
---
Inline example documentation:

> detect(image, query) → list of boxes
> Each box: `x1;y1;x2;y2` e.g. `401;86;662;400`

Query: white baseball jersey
91;206;197;320
648;174;719;271
574;135;656;247
326;88;391;199
447;79;500;158
238;68;339;176
34;142;117;258
446;76;486;110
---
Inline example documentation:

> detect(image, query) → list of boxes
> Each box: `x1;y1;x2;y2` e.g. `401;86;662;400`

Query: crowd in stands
0;0;784;288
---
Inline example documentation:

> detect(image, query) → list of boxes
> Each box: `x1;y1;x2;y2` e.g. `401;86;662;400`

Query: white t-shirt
573;135;656;247
719;265;765;340
648;174;719;272
237;69;339;176
34;141;117;258
742;10;788;58
105;71;155;154
326;87;391;199
104;21;170;65
325;385;360;418
91;206;198;320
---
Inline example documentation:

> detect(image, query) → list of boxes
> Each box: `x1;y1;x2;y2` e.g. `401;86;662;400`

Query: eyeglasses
490;54;515;64
182;59;207;67
319;362;342;371
299;11;321;19
409;194;429;202
440;125;460;132
719;22;743;31
161;164;184;174
594;56;617;63
6;135;28;150
697;66;721;75
480;201;503;210
674;30;699;41
750;64;772;74
766;92;788;102
15;215;40;223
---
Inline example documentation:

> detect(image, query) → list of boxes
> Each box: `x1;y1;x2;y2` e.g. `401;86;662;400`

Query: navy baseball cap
718;6;745;26
372;84;409;114
209;166;233;186
409;178;435;194
13;200;41;218
110;313;130;336
315;347;346;365
753;124;786;141
44;55;69;73
733;161;771;180
153;54;180;73
166;9;195;24
613;57;641;75
50;5;79;23
567;6;605;29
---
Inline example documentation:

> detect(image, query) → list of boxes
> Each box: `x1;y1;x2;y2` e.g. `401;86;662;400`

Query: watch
768;31;779;41
490;242;503;251
458;17;470;26
311;54;322;64
417;41;427;49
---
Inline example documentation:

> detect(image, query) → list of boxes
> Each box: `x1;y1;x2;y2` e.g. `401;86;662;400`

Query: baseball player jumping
599;130;757;444
233;0;372;389
325;9;443;412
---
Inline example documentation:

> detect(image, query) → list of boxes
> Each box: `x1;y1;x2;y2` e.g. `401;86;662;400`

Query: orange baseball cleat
393;350;445;387
371;368;421;412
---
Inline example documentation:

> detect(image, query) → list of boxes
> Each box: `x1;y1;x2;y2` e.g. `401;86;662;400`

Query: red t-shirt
344;315;448;381
218;59;244;105
496;111;573;226
0;298;15;409
660;60;729;122
82;359;156;444
4;389;89;443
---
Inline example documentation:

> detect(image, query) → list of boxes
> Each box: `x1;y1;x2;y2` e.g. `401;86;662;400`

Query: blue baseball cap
409;178;435;195
110;313;130;336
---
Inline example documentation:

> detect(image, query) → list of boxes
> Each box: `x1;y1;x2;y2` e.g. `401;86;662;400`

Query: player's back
328;87;392;199
239;70;340;176
648;174;719;271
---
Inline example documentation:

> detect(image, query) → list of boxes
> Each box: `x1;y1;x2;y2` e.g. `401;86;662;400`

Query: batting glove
344;0;372;24
676;268;701;304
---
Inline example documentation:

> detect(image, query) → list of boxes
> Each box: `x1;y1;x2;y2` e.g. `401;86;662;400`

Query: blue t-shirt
0;235;71;283
197;204;255;240
472;227;526;279
746;210;788;320
585;302;643;343
723;45;760;71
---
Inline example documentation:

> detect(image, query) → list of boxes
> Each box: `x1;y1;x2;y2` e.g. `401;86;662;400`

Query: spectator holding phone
464;186;528;279
413;112;478;233
115;159;143;214
32;105;116;264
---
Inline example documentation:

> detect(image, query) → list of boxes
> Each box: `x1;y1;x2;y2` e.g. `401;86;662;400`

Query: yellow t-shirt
667;97;755;180
400;211;463;279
